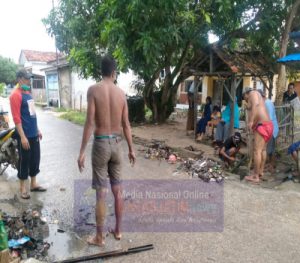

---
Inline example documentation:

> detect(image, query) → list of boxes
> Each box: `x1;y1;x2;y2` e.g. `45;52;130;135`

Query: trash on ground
8;236;30;248
177;157;224;183
0;210;51;262
140;140;180;161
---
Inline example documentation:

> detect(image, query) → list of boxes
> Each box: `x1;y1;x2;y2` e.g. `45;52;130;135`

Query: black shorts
17;136;40;180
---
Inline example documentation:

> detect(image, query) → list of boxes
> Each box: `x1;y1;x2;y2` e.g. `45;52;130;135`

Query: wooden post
209;48;213;73
80;94;82;112
194;76;200;139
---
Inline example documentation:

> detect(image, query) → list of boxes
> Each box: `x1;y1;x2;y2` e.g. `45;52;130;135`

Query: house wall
243;77;252;88
117;70;138;96
22;61;48;77
72;72;95;110
31;88;46;104
59;67;72;108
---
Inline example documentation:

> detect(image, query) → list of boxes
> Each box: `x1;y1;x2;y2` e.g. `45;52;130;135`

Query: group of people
195;96;241;165
195;82;299;181
7;57;300;246
196;97;240;143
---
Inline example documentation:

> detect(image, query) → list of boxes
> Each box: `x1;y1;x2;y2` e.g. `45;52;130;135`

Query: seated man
219;132;242;166
288;140;300;177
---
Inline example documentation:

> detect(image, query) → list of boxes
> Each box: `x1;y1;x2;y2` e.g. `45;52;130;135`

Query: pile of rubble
178;158;224;183
141;140;179;162
1;210;50;261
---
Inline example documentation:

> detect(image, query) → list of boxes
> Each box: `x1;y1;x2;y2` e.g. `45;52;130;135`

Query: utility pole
52;0;61;108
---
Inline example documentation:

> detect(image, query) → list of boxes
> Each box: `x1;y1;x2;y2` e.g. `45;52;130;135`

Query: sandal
21;192;30;199
30;186;47;192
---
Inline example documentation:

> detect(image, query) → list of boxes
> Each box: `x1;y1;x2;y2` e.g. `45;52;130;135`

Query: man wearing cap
9;69;45;199
243;87;273;183
219;132;242;166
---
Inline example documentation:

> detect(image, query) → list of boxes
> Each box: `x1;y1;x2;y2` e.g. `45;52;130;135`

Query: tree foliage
44;0;298;121
0;56;18;84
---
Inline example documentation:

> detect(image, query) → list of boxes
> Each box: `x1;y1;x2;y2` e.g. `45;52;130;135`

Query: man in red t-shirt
9;69;46;199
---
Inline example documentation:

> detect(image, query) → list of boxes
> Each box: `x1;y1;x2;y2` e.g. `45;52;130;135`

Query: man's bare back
89;79;126;136
77;55;135;247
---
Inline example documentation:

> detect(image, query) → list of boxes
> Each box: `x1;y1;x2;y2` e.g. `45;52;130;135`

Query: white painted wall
117;70;138;96
72;70;138;110
23;61;48;76
72;72;95;110
201;76;209;103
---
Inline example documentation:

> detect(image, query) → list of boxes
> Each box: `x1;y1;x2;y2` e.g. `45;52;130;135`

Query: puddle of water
45;224;86;261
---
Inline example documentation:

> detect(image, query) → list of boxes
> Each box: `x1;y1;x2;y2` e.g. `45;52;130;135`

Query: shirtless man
243;87;273;183
77;55;136;246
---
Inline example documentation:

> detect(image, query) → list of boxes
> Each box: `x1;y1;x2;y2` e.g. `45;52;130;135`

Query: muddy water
45;224;86;262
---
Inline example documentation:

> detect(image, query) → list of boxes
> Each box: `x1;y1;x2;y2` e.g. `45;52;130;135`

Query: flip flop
109;228;122;240
30;186;47;192
20;192;30;199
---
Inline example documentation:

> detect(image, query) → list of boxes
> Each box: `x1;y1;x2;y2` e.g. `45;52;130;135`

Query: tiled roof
21;50;63;62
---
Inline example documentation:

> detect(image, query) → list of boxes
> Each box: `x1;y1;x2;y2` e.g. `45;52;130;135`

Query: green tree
44;0;211;122
0;56;18;84
44;0;294;121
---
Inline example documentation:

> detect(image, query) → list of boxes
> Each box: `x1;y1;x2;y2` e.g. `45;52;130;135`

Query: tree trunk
144;79;181;123
276;0;300;104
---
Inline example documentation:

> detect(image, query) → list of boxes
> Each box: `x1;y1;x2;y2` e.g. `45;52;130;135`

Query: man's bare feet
245;175;260;184
86;235;105;247
109;228;122;240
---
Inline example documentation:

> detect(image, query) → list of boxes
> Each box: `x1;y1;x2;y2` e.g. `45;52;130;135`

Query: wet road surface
3;107;300;263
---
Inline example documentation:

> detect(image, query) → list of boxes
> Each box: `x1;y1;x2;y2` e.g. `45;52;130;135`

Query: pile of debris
141;140;179;162
1;210;50;261
178;158;224;183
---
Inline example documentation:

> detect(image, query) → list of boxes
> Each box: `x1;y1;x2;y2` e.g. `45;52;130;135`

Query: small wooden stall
185;45;276;140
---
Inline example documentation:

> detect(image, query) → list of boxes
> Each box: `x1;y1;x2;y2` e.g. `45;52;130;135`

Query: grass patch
145;106;152;121
60;110;86;125
54;107;68;113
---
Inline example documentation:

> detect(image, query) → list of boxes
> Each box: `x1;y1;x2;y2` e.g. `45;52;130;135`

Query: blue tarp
277;53;300;63
290;31;300;39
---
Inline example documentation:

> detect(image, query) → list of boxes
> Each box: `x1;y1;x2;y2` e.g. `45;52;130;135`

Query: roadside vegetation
54;108;86;126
